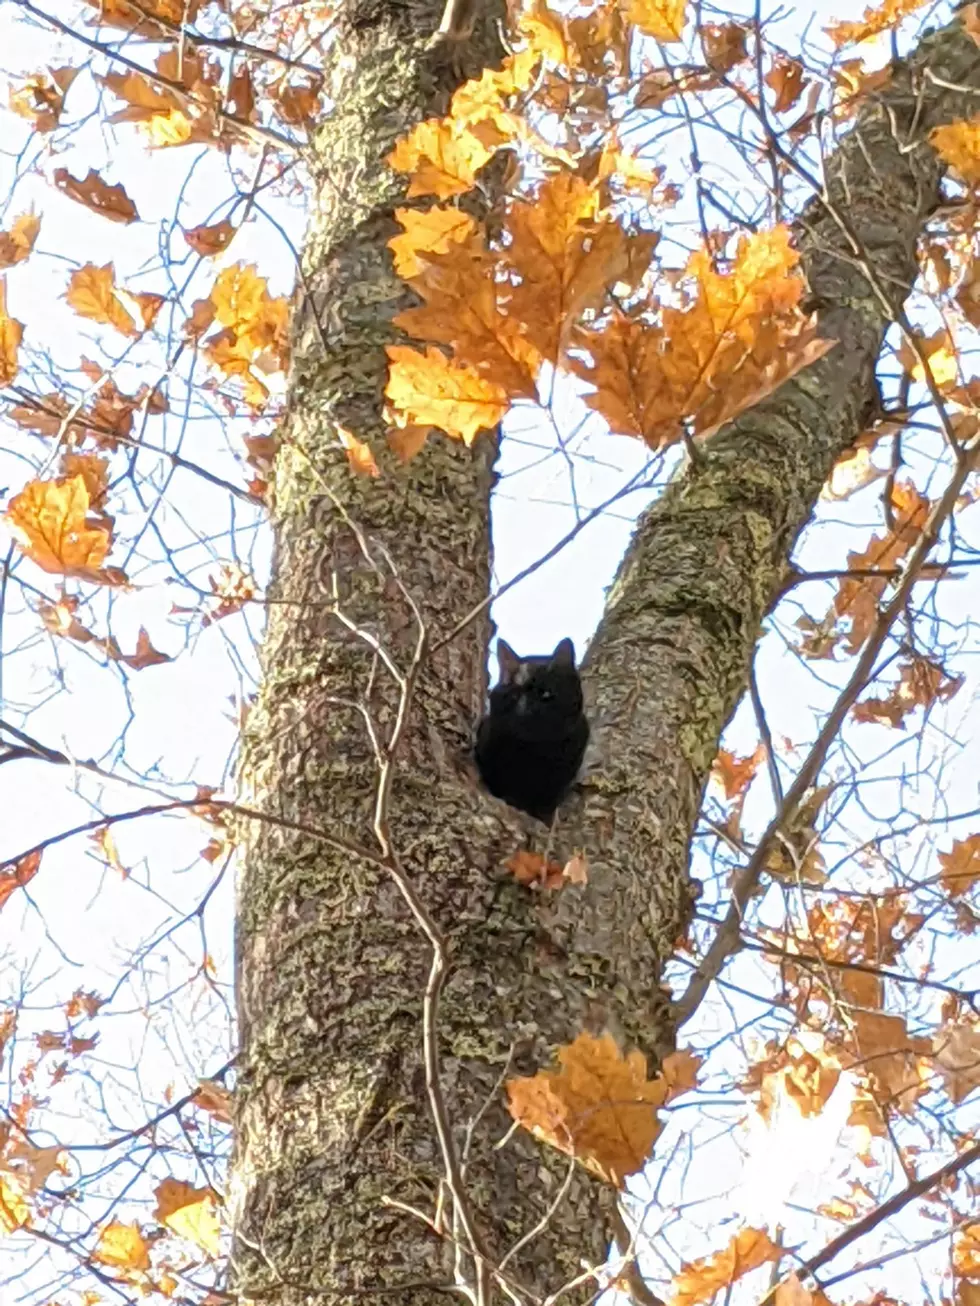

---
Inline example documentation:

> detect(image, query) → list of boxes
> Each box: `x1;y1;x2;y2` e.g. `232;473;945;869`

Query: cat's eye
537;688;555;701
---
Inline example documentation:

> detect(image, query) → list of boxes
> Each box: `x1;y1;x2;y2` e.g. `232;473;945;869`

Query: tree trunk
229;14;980;1306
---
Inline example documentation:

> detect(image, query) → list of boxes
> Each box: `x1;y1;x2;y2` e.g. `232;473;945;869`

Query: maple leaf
93;1220;151;1273
65;989;105;1020
8;67;77;132
154;1178;221;1256
0;279;24;385
626;0;687;42
4;475;126;585
53;169;139;224
711;744;765;800
939;834;980;899
0;212;41;268
827;0;930;47
183;220;237;257
65;264;139;337
388;119;494;199
506;1031;670;1185
671;1227;781;1306
385;345;507;444
0;851;41;913
932;119;980;187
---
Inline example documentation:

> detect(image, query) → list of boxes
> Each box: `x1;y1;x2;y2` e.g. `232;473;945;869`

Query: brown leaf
506;1031;669;1185
505;849;566;891
939;834;980;899
183;220;236;257
711;744;765;800
933;1018;980;1104
54;169;139;224
701;22;748;74
191;1079;232;1123
765;56;807;114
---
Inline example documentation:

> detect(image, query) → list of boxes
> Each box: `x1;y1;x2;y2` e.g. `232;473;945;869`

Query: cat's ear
550;638;576;668
496;639;522;684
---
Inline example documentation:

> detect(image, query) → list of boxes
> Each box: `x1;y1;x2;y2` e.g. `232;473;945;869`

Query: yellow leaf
0;212;41;268
388;118;493;199
385;345;507;444
626;0;687;41
671;1228;781;1306
505;1031;669;1186
153;1178;221;1256
0;279;23;385
0;1175;30;1233
53;168;138;224
4;475;117;581
93;1220;151;1272
389;206;477;279
8;67;77;132
932;119;980;187
65;263;139;337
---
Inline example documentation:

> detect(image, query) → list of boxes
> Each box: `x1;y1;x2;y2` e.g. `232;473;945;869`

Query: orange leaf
387;422;432;463
4;475;121;583
79;0;200;35
337;426;380;477
191;1079;232;1123
53;168;138;224
671;1228;781;1306
711;744;765;799
65;263;139;337
93;1220;151;1273
933;1018;980;1104
8;67;77;133
506;1031;669;1185
765;56;808;114
388;118;493;199
389;206;478;279
385;345;507;444
505;849;566;890
153;1178;221;1256
0;851;41;912
0;279;24;385
0;212;41;268
827;0;930;47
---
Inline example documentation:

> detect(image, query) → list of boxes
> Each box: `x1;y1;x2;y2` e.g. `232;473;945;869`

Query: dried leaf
933;1018;980;1104
183;220;236;257
939;834;980;899
626;0;687;42
53;169;139;224
337;426;380;478
711;744;765;800
191;1079;232;1123
506;1031;669;1185
700;22;748;74
0;852;41;912
93;1220;151;1273
0;279;24;385
827;0;930;47
766;56;808;114
8;67;77;132
65;264;139;337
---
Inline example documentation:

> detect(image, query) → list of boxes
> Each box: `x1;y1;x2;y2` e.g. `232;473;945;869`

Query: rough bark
229;12;980;1306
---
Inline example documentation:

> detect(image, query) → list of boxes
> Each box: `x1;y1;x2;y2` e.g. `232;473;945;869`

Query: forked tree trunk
230;13;980;1304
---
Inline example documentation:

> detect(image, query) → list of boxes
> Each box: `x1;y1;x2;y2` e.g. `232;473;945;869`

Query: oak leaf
53;169;139;224
827;0;929;46
5;475;125;584
849;1011;930;1110
0;212;41;268
388;119;493;199
711;744;765;800
8;67;77;133
385;345;507;444
65;264;140;337
93;1220;151;1273
939;835;980;899
506;1031;670;1185
388;206;477;280
154;1178;221;1256
670;1227;781;1306
852;656;962;729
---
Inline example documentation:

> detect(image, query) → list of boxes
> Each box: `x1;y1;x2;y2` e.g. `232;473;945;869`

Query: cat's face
490;638;584;737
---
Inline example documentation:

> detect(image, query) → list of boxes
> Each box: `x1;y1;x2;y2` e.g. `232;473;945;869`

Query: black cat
474;637;589;823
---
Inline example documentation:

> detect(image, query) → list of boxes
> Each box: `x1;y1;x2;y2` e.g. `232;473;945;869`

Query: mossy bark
229;13;980;1306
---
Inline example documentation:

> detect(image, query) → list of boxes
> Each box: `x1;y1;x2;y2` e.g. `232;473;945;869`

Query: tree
2;0;980;1304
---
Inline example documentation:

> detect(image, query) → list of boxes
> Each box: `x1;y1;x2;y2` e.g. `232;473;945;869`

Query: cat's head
491;637;583;734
